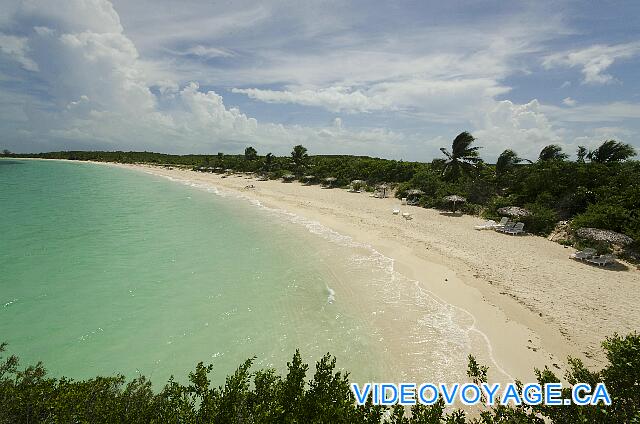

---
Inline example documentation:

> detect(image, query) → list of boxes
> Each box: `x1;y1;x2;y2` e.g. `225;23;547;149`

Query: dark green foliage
587;140;636;163
572;203;631;234
1;333;639;423
538;145;568;162
440;131;483;181
244;146;258;161
495;149;524;177
9;141;640;243
576;146;588;164
520;204;558;236
291;144;309;175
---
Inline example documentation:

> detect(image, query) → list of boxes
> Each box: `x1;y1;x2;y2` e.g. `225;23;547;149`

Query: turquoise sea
1;159;491;387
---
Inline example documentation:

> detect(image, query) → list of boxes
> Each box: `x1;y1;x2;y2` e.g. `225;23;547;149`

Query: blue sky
0;0;639;161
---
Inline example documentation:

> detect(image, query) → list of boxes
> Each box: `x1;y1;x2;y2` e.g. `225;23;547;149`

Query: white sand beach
116;163;639;382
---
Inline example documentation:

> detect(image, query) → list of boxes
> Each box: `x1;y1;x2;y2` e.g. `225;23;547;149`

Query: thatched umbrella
282;174;296;182
406;189;425;198
575;228;634;246
350;179;366;191
323;177;337;187
497;206;531;218
377;183;388;198
443;195;466;212
301;175;316;185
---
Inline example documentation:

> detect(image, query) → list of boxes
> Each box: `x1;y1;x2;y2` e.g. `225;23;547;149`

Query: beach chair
401;197;407;205
570;248;597;261
493;217;509;229
402;212;413;220
474;220;497;230
496;221;515;233
503;222;525;235
392;208;400;215
586;254;616;267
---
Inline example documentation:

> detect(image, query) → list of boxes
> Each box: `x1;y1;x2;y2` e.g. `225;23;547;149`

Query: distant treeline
1;333;639;423
5;133;638;251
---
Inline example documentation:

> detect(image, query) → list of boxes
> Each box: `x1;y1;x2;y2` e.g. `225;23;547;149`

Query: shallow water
0;159;499;387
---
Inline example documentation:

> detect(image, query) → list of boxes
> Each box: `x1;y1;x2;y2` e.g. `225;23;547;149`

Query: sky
0;0;639;161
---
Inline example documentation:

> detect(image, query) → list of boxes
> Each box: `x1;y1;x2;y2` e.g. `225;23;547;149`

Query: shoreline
27;158;640;382
105;161;634;382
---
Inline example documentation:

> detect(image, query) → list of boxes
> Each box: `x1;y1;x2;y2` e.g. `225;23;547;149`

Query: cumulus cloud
0;34;39;71
473;100;562;159
1;0;639;160
231;86;392;113
543;42;640;84
0;0;402;156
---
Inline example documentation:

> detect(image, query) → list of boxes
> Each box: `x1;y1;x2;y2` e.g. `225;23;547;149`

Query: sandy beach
114;163;639;382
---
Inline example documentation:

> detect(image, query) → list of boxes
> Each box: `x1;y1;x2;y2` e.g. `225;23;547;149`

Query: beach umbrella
575;227;634;246
323;177;337;186
351;179;365;185
406;189;425;197
302;175;316;180
282;174;295;182
376;183;388;197
224;168;234;174
443;195;466;212
497;206;530;217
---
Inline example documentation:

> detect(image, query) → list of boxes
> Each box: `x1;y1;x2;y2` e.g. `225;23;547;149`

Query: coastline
87;161;638;381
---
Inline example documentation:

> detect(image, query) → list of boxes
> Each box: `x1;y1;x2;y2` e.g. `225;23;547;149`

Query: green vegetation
1;333;638;423
10;134;639;250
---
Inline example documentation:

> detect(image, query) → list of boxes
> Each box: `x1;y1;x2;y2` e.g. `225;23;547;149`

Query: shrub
521;204;558;236
571;203;631;233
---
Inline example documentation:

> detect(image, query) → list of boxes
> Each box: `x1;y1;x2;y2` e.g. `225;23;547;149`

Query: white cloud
167;45;234;58
231;86;392;113
0;34;39;71
0;0;404;156
473;99;562;159
1;0;639;160
540;101;640;123
543;42;640;85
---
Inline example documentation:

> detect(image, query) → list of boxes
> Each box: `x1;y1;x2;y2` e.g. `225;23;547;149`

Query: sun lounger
474;220;497;230
503;222;525;235
496;221;515;233
586;254;616;266
393;208;400;215
402;212;413;220
570;248;597;261
493;217;509;229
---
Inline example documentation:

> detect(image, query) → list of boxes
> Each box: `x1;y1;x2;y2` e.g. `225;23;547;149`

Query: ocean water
0;159;500;387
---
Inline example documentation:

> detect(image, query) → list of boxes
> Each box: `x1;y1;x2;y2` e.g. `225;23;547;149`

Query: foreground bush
1;333;638;423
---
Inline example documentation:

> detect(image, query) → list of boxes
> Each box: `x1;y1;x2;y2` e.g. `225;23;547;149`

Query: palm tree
538;144;568;162
587;140;636;163
262;153;274;172
291;145;309;174
439;131;482;181
244;146;258;161
496;149;529;176
576;146;588;163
